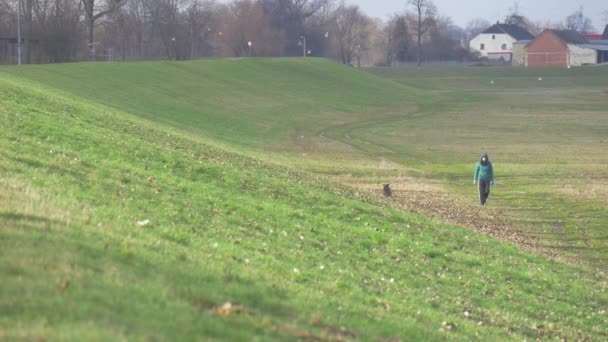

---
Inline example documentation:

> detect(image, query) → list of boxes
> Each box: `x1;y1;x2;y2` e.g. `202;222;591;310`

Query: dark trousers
478;180;490;205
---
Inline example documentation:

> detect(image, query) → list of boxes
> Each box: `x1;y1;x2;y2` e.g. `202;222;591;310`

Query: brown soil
345;180;569;264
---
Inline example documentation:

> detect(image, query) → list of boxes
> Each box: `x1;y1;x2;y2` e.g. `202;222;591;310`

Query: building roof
583;34;603;41
551;30;588;44
482;23;535;40
579;44;608;52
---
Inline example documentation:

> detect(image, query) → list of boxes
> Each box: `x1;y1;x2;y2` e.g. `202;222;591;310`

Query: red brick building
526;30;605;67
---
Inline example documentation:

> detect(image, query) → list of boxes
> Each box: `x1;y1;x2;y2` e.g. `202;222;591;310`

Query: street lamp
171;37;177;60
248;41;252;57
298;36;306;57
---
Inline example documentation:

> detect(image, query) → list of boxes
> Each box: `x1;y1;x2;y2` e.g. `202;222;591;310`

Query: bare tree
527;18;560;35
602;9;608;29
503;2;535;33
81;0;128;57
462;18;489;60
258;0;332;56
332;4;369;65
123;0;149;59
408;0;436;66
219;0;286;57
0;0;470;64
20;0;34;63
99;0;218;61
385;15;408;65
35;0;83;62
0;0;83;63
184;0;215;58
149;0;186;60
0;0;20;63
504;2;524;26
383;17;394;66
427;16;464;62
564;6;594;34
362;17;384;66
103;5;137;60
1;0;38;63
300;11;334;58
464;18;489;38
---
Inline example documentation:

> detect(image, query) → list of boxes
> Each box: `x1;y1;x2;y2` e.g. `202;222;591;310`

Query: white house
470;23;534;62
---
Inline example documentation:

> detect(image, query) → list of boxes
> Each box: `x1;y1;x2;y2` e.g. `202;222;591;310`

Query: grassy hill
1;59;607;340
2;59;416;149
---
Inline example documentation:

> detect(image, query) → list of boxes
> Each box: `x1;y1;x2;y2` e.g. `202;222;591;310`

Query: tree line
0;0;602;65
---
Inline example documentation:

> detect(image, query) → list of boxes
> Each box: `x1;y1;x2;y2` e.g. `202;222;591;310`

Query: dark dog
383;184;393;197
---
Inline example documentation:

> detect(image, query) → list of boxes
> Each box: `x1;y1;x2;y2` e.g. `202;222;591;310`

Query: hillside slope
1;61;607;340
1;58;416;150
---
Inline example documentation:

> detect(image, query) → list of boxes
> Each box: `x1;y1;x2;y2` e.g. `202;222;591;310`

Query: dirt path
340;177;581;266
318;108;603;274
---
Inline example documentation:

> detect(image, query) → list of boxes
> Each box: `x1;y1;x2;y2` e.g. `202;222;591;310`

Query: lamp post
171;37;176;60
217;31;222;57
248;41;252;57
17;0;22;65
299;36;306;57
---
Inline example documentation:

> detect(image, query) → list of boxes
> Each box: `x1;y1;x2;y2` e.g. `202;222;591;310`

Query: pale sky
351;0;608;32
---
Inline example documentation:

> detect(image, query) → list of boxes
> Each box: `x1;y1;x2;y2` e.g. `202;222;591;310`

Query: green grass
1;59;413;149
359;66;608;266
1;59;607;340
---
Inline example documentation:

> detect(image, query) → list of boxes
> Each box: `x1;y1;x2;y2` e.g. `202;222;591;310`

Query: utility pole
17;0;22;65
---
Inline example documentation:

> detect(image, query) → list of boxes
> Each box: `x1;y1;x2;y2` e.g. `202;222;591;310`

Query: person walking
473;152;494;205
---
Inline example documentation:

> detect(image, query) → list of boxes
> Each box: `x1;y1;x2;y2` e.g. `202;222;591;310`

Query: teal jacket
474;152;494;181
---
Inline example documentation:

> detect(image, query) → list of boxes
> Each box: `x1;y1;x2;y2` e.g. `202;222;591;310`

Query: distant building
583;34;603;41
0;37;19;65
511;40;531;66
603;25;608;39
469;22;535;62
526;29;608;67
583;38;608;64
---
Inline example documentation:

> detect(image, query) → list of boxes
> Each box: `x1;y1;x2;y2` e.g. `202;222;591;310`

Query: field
1;59;607;340
360;66;608;267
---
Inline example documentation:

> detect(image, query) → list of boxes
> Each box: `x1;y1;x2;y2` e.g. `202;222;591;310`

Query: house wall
511;43;527;66
526;31;568;67
598;50;608;64
470;33;516;60
568;45;597;66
